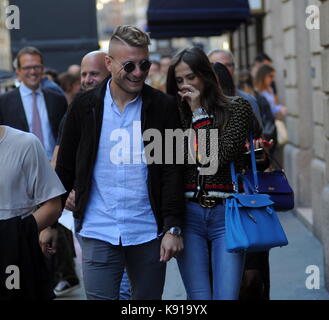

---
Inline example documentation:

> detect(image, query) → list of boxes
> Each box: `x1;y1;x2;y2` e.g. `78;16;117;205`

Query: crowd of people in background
0;25;288;301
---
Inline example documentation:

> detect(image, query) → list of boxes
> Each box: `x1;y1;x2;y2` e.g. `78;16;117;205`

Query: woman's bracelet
192;106;206;116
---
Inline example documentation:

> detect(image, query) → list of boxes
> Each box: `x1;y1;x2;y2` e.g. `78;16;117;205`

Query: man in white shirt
56;26;185;300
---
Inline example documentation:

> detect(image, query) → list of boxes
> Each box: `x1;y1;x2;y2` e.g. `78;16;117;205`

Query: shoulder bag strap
249;133;259;192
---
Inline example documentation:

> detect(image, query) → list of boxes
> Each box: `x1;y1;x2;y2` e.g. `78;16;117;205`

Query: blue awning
147;0;251;39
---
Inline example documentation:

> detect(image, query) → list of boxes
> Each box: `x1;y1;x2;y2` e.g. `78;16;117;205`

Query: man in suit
0;46;67;160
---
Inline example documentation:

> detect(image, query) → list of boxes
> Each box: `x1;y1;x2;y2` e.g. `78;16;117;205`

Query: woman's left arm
216;97;252;167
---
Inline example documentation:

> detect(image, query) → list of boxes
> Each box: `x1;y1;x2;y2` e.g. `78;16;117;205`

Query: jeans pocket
81;237;115;265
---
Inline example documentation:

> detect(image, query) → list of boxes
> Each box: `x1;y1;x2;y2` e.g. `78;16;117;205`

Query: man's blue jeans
75;219;131;300
177;201;245;300
80;237;166;300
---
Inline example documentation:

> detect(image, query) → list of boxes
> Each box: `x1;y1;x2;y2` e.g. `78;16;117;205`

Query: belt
189;196;224;208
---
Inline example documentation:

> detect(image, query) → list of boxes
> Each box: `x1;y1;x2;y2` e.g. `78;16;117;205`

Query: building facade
232;0;329;290
122;0;148;29
97;0;124;43
0;0;12;70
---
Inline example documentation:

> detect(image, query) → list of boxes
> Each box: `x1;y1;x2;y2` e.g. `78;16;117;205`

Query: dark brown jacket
55;78;185;233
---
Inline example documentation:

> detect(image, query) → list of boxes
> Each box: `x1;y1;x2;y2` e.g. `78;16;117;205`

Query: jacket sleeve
160;97;185;231
55;99;81;208
217;97;252;167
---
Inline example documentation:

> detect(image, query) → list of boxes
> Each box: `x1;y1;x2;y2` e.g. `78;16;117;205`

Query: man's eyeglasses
20;65;43;72
109;56;151;73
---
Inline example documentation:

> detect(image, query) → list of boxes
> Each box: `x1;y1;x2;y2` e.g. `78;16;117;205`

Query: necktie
31;91;44;146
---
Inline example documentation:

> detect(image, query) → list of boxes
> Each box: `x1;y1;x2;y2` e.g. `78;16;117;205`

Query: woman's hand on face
178;84;201;112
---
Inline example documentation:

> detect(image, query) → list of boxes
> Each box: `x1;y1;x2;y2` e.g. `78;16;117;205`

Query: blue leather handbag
225;134;288;253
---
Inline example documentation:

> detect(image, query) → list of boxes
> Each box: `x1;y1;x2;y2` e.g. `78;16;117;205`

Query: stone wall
319;0;329;289
0;0;11;70
232;0;329;290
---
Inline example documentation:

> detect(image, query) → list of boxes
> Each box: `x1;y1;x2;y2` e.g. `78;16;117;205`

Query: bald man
51;51;111;204
51;51;110;167
80;51;110;91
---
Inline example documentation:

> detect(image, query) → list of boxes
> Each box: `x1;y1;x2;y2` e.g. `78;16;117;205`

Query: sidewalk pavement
270;211;329;300
57;211;329;300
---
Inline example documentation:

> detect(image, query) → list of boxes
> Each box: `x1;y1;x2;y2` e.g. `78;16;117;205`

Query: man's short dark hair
254;53;272;63
16;46;44;68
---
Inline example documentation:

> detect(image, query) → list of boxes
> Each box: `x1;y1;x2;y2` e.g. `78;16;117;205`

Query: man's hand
65;189;76;211
160;233;184;262
39;227;58;257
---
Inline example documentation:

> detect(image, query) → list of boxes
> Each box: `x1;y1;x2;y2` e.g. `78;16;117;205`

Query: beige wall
0;0;12;70
318;0;329;289
123;0;148;28
232;0;329;290
96;0;124;41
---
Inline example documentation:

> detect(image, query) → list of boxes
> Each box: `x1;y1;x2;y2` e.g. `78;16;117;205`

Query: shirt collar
106;78;141;107
19;82;43;96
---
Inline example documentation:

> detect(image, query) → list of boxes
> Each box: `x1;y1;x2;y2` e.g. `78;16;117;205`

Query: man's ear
105;55;112;73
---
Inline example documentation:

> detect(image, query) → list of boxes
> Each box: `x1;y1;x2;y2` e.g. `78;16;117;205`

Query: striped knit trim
194;120;212;129
191;113;210;123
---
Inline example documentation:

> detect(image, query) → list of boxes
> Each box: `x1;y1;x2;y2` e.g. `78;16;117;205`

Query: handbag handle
230;133;259;193
263;149;284;172
248;133;259;191
236;173;256;194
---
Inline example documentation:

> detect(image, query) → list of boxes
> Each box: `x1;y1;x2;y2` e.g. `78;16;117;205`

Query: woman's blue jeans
177;201;245;300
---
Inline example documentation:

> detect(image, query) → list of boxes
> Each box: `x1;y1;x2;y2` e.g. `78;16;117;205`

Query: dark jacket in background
0;87;67;142
0;215;54;300
255;93;277;148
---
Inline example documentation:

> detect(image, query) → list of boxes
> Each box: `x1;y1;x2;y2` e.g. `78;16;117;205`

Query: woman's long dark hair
166;47;230;130
212;62;236;97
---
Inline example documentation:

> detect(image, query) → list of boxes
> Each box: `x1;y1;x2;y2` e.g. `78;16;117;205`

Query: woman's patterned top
180;96;253;198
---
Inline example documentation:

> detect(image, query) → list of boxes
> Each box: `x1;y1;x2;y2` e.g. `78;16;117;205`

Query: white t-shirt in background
0;126;66;220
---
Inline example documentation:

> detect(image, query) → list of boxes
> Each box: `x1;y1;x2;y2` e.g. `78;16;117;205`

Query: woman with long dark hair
212;62;236;96
166;47;253;300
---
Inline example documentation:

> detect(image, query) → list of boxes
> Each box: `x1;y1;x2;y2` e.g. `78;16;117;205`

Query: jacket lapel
43;90;58;138
141;84;152;132
93;77;108;139
15;89;29;132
